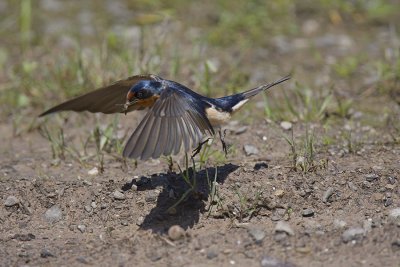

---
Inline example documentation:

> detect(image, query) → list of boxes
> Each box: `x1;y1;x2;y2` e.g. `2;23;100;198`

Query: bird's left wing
39;74;160;116
123;85;215;160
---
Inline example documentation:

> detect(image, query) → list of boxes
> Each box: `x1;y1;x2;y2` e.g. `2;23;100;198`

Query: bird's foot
192;138;211;158
219;129;228;156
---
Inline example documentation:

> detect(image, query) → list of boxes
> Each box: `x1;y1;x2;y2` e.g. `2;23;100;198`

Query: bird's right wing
123;86;215;160
39;74;160;116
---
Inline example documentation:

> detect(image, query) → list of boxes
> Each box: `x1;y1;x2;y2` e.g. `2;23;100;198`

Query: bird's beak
123;98;139;114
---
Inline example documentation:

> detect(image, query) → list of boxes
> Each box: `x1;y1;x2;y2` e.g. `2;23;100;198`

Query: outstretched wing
39;74;160;116
123;86;215;160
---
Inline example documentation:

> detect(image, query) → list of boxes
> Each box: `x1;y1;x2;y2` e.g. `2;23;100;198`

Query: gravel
280;121;292;130
261;255;295;267
40;249;55;258
342;227;365;243
388;208;400;225
113;190;126;200
44;205;62;223
365;174;379;182
322;187;334;203
244;144;259;156
87;167;99;176
248;227;266;243
168;225;185;240
4;195;19;207
275;221;294;236
77;224;86;233
302;208;314;217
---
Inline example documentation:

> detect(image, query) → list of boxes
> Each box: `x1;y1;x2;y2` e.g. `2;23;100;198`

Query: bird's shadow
121;163;239;233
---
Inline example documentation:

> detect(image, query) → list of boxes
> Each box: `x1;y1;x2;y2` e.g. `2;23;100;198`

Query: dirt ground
1;1;400;267
1;115;399;267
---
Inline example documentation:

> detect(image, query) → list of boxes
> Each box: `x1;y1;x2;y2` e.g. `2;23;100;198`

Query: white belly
206;107;231;127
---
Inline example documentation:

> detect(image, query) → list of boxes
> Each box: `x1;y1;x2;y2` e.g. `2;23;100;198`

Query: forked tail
241;75;291;99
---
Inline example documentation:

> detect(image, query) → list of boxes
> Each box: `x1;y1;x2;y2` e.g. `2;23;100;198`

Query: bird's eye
136;91;144;99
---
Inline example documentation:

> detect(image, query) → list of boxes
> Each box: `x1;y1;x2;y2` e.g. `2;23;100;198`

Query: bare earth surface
1;1;400;267
1;116;399;267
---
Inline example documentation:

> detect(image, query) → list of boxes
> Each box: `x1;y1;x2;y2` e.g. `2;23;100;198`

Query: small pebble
113;190;125;200
302;208;314;217
40;248;55;258
254;162;268;170
322;187;334;203
206;249;218;259
77;224;86;233
168;225;185;241
244;144;259;156
145;191;158;203
388;208;400;225
280;121;292;130
84;205;92;213
13;233;35;241
365;174;379;182
274;189;285;197
261;255;294;267
392;240;400;250
275;221;294;236
333;219;347;229
87;167;99;176
248;227;266;243
44;206;62;223
233;126;248;135
136;216;144;226
4;195;19;207
342;227;364;243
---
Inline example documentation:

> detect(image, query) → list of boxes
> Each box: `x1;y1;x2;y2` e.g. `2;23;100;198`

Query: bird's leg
192;138;211;158
219;129;228;156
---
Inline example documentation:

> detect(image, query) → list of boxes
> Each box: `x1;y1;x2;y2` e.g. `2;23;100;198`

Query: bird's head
125;80;163;111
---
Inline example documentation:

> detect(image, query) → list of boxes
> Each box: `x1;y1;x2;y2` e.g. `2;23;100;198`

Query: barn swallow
40;74;290;160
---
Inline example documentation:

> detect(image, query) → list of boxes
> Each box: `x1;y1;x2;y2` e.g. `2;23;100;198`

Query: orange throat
136;95;160;109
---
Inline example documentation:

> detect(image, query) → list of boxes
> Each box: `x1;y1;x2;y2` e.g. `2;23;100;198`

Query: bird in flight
40;74;290;160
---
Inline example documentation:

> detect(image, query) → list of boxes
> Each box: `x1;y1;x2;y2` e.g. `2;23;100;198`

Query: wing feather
123;84;214;160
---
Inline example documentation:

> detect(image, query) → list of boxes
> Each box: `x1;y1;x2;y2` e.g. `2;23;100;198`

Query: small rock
121;221;128;226
302;208;314;217
333;219;347;229
363;219;372;233
113;190;125;200
13;233;35;241
274;189;285;197
365;174;379;182
77;224;86;233
392;240;400;251
275;221;294;236
280;121;292;130
84;205;92;213
244;144;259;156
254;162;268;170
90;201;97;209
232;126;248;135
322;187;334;203
40;249;55;258
388;208;400;225
372;193;383;201
136;216;144;226
206;249;218;259
44;205;62;223
248;227;266;243
261;255;295;267
342;227;364;243
4;195;19;207
87;167;99;176
145;191;158;203
168;225;185;241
